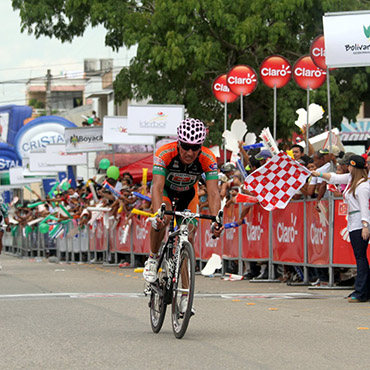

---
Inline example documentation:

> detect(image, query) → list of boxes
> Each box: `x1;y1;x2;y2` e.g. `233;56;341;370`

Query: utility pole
45;69;52;115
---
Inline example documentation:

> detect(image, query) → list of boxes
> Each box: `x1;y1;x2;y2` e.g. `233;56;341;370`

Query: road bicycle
145;201;223;339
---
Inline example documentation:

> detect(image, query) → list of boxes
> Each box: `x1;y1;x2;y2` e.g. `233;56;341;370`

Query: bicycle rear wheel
171;241;195;339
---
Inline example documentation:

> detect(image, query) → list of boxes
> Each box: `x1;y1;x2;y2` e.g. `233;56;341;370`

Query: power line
0;57;130;72
0;66;126;85
0;87;118;105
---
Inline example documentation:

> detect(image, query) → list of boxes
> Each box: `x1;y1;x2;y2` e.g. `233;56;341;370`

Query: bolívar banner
323;11;370;68
127;105;184;136
64;127;111;153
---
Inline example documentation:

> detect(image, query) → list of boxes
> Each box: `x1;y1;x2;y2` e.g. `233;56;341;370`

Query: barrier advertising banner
223;204;240;258
332;200;370;265
29;151;67;172
306;201;329;265
45;144;87;165
323;11;370;68
200;217;223;260
115;216;131;253
103;116;155;145
132;216;151;254
127;105;184;136
64;127;111;153
272;202;305;263
242;204;269;260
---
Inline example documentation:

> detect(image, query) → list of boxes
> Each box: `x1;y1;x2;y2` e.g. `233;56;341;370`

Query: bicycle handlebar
157;203;223;239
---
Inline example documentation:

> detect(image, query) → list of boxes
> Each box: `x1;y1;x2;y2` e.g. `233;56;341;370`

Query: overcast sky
0;1;136;106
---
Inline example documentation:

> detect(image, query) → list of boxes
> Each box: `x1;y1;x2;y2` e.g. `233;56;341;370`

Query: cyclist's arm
205;178;221;216
151;173;166;213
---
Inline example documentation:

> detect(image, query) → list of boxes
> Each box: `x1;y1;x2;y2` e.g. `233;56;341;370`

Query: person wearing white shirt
313;155;370;303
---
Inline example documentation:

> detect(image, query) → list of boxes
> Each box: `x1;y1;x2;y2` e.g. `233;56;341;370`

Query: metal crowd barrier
3;197;368;287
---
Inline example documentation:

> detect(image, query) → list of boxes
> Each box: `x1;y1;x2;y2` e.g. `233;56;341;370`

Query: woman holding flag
312;155;370;303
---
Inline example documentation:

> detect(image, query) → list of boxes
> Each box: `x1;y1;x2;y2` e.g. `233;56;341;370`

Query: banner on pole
9;167;42;185
64;127;111;153
103;116;155;145
127;105;184;136
29;151;67;172
45;144;87;165
323;11;370;68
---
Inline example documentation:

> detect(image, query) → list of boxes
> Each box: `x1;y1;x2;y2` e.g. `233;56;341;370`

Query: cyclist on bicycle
143;118;224;283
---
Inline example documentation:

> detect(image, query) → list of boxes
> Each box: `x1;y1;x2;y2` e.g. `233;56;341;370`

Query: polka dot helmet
177;118;206;145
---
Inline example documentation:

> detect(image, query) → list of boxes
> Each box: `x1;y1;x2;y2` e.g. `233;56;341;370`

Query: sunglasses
179;142;202;152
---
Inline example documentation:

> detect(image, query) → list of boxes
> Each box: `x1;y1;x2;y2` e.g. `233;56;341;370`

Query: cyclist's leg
149;194;171;254
179;193;198;301
144;195;171;283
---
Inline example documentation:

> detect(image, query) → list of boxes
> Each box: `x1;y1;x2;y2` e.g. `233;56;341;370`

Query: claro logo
277;214;298;243
213;83;231;92
226;220;236;241
294;67;325;78
311;47;325;57
205;229;218;248
246;213;264;241
310;224;326;245
136;225;148;240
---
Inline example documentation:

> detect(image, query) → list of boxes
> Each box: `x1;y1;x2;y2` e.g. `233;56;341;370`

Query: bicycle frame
147;203;223;338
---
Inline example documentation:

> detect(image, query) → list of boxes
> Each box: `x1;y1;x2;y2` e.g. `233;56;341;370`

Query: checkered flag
245;151;311;211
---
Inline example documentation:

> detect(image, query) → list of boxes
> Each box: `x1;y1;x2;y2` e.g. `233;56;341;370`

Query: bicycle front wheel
149;285;167;333
149;247;167;333
171;241;195;339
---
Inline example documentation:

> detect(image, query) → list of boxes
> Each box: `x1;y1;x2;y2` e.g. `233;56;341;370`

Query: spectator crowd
1;128;367;287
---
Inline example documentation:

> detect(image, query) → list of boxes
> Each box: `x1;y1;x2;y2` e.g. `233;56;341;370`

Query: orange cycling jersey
153;141;218;193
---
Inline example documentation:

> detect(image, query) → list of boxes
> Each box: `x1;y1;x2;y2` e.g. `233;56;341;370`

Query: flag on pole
245;151;311;211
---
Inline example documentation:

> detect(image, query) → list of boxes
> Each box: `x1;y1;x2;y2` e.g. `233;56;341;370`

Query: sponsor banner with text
242;204;269;260
132;216;151;254
223;204;240;258
64;127;111;153
332;200;370;265
272;202;304;263
323;11;370;68
200;216;223;260
45;144;87;165
103;116;155;145
127;105;184;136
29;151;67;172
306;201;329;265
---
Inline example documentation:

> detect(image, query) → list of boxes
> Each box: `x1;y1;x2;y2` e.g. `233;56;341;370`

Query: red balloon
293;55;326;90
259;55;292;88
227;65;258;96
310;35;327;70
212;74;239;103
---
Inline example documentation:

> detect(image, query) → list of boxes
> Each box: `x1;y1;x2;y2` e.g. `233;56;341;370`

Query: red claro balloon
226;65;258;96
310;35;327;70
212;74;239;103
259;55;292;88
293;55;326;90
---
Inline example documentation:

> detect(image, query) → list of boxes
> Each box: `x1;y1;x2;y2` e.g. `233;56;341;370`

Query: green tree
13;0;370;143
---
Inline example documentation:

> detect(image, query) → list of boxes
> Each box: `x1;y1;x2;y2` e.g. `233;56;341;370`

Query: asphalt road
0;254;369;370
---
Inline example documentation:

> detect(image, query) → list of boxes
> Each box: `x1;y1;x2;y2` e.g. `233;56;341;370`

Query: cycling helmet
177;118;206;145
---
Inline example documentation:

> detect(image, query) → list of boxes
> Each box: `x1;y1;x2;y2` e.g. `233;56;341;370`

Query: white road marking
0;292;332;301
